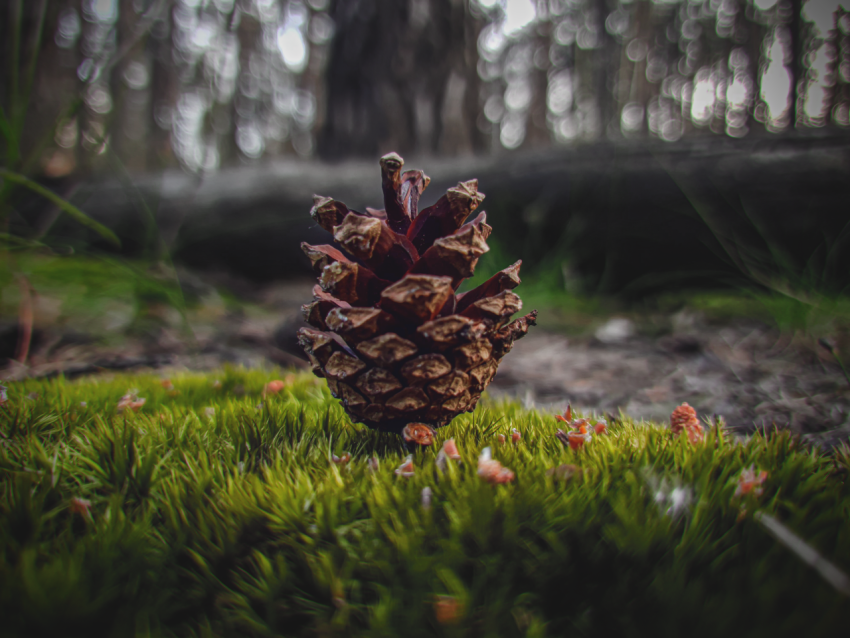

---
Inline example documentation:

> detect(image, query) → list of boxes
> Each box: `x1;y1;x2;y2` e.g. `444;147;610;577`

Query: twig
18;0;48;138
7;0;23;165
817;338;850;389
14;274;33;364
755;511;850;596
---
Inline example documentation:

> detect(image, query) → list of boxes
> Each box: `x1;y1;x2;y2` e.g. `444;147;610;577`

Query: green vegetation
462;233;850;345
651;288;850;335
1;367;849;637
1;1;119;244
0;253;181;320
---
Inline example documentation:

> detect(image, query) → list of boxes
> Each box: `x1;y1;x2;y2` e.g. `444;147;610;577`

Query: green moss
1;368;848;637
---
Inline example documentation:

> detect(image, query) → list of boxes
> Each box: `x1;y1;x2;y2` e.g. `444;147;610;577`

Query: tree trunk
319;0;483;159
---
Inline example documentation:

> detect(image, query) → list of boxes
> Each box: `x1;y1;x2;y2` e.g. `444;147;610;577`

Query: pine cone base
298;153;536;434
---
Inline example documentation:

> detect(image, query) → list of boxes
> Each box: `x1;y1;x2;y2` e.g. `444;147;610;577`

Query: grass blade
0;168;121;247
16;0;48;136
5;0;23;165
0;103;14;146
0;232;46;249
14;274;33;363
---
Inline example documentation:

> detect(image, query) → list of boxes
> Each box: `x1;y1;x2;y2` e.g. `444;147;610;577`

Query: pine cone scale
379;274;454;324
356;333;418;366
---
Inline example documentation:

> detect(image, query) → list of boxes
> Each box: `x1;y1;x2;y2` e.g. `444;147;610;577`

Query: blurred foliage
0;0;130;364
464;232;850;348
0;253;202;334
0;2;118;248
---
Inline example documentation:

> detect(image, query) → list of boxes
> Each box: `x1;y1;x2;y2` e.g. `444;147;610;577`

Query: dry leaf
263;379;287;397
434;595;463;625
332;453;351;466
395;454;415;477
546;464;581;480
735;465;768;498
441;438;461;460
68;497;92;519
477;447;515;484
117;390;145;413
556;428;590;450
555;403;573;424
403;423;435;446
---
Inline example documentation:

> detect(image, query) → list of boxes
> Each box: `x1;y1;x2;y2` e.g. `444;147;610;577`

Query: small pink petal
442;438;461;460
68;497;92;519
263;380;287;396
395;455;415;477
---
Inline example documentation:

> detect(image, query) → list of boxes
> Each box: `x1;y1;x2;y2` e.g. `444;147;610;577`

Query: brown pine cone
670;402;704;443
298;152;536;434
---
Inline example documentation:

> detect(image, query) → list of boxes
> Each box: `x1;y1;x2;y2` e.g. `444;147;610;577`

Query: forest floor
2;275;848;451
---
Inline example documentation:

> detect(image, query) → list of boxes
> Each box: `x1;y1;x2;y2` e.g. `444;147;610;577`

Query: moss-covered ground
1;367;849;638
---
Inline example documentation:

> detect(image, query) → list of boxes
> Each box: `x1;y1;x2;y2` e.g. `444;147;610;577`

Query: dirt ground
490;318;850;450
3;278;849;451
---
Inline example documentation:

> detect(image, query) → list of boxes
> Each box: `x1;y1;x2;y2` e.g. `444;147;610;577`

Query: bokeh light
42;0;850;167
761;32;792;129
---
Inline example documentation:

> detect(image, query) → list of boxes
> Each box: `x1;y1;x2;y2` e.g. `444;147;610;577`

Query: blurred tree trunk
112;0;149;172
318;0;485;160
147;8;178;170
789;0;803;128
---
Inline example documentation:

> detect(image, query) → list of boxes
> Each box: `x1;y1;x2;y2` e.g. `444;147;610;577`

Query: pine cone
298;152;536;434
670;402;704;444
